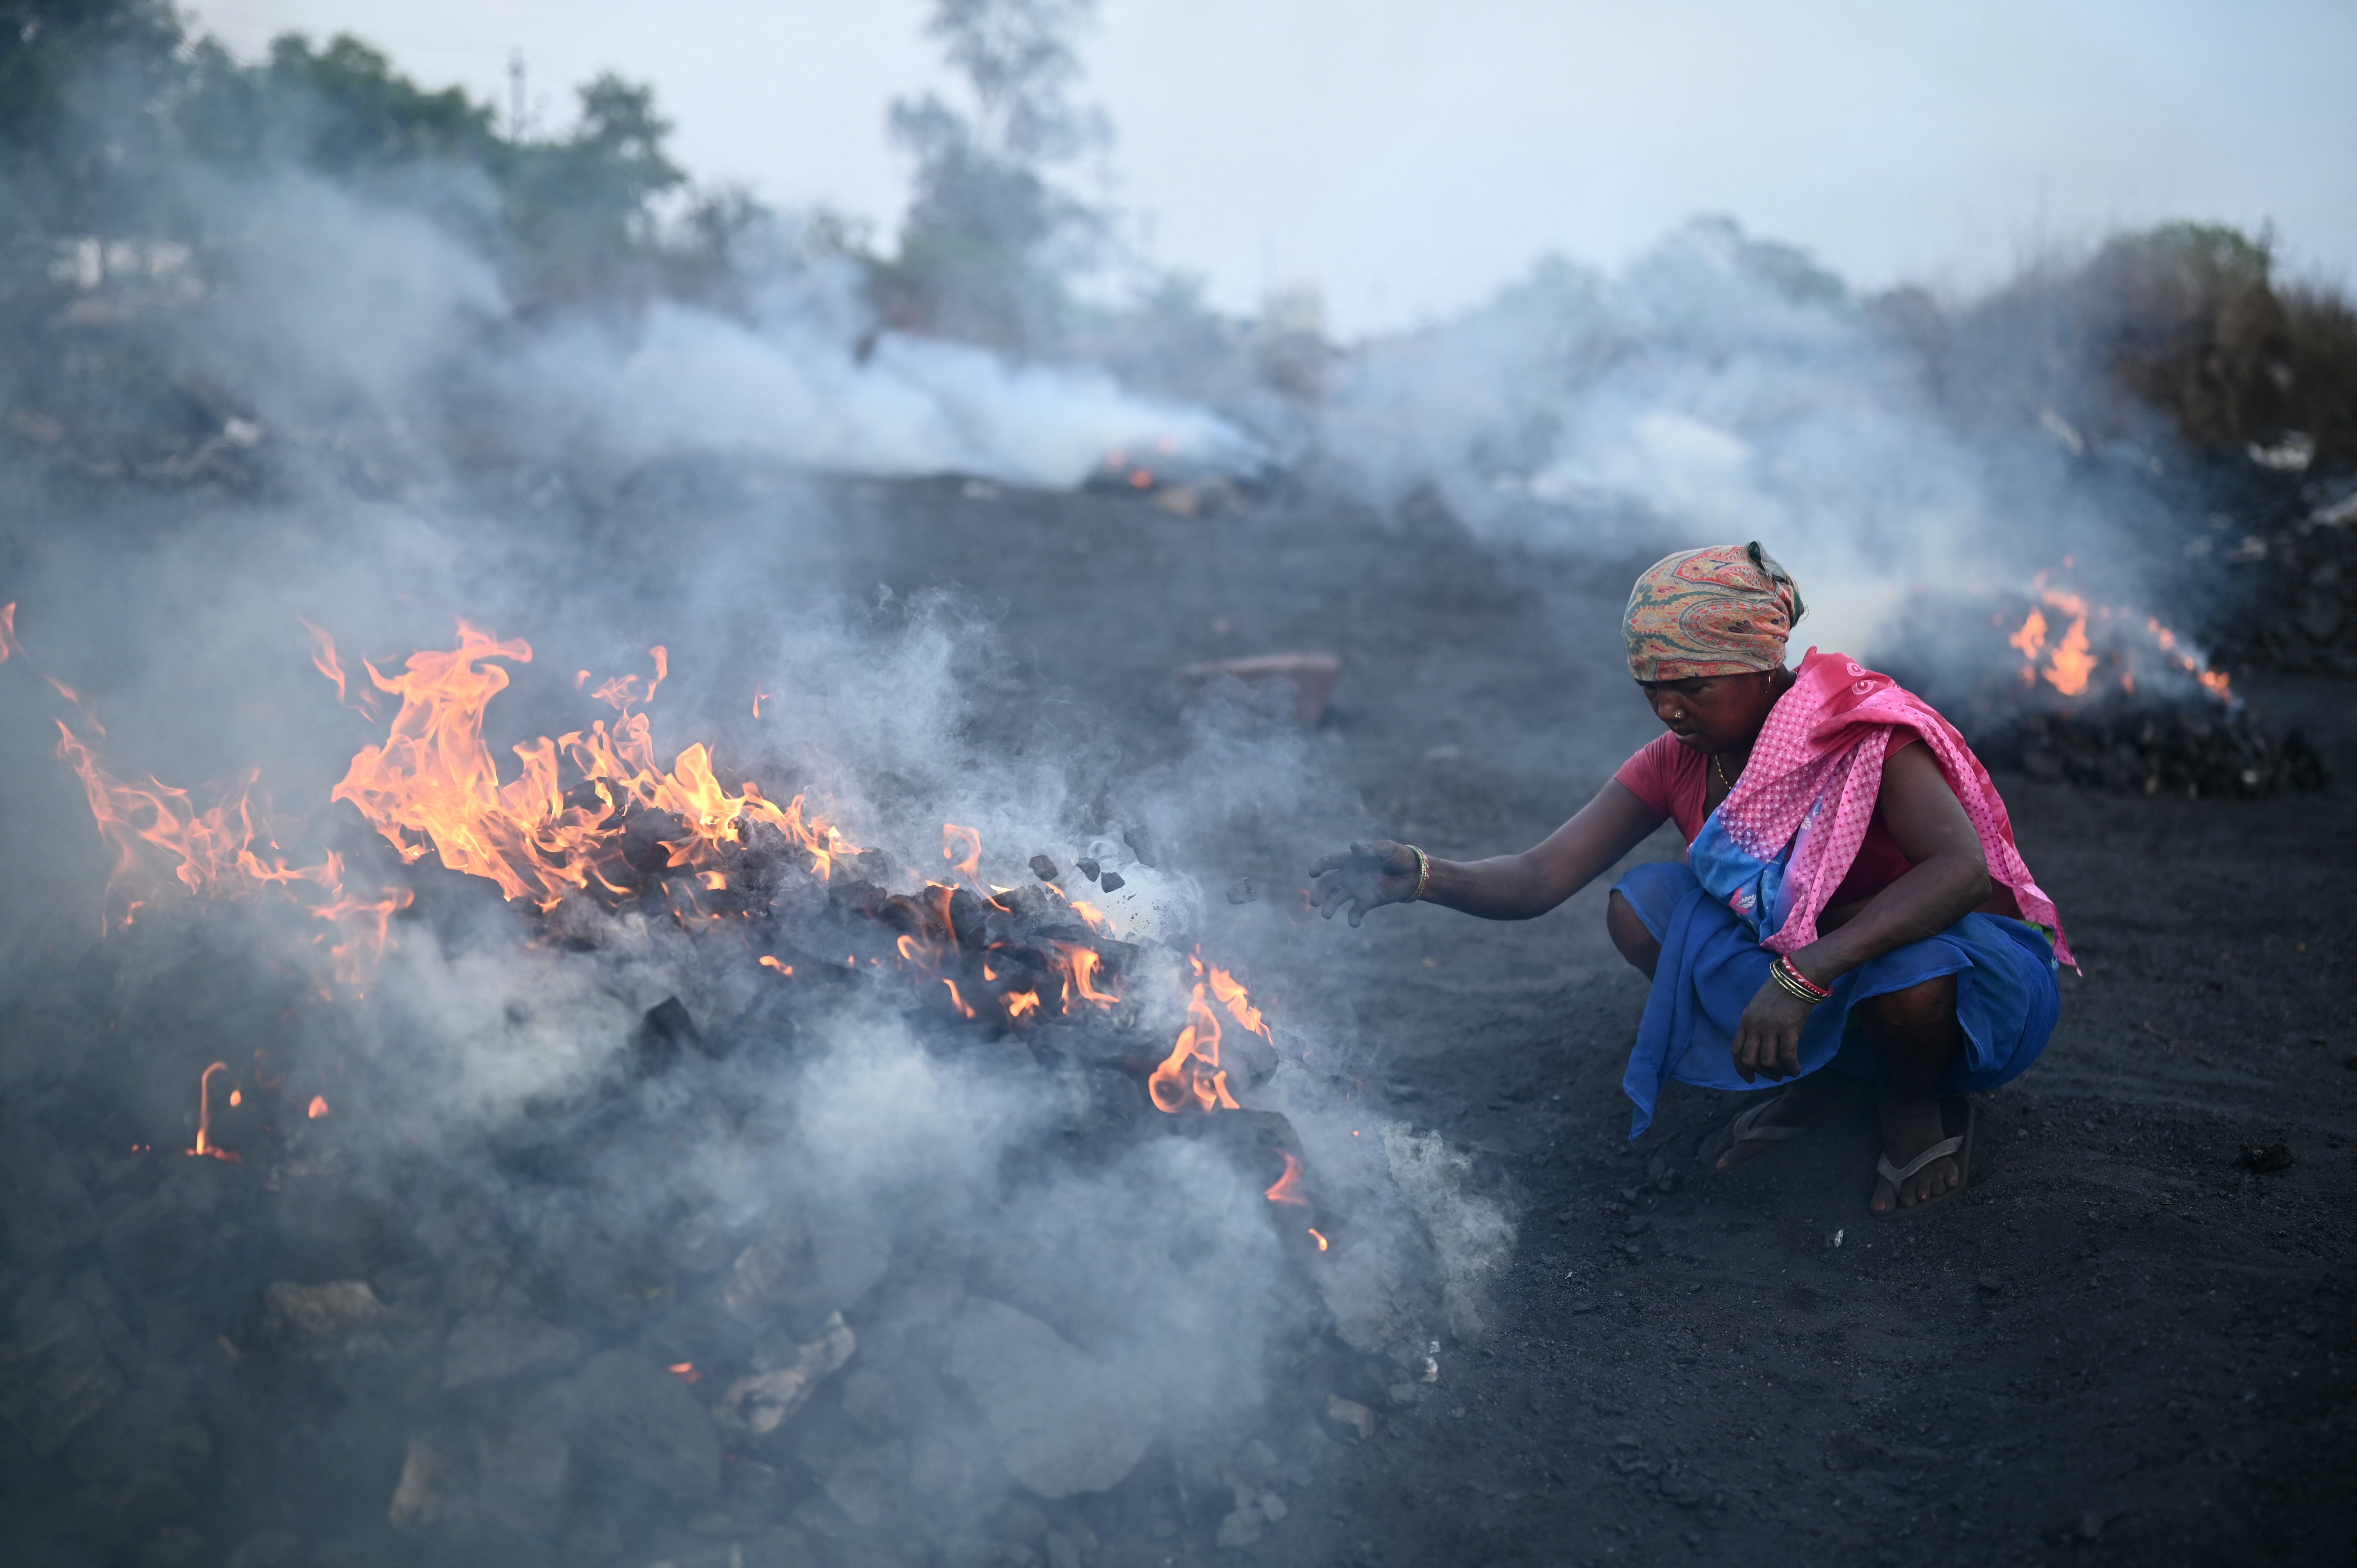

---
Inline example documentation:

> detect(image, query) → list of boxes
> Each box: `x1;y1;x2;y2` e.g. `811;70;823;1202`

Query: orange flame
2004;577;2235;706
1050;942;1118;1012
666;1361;700;1384
2007;607;2047;659
328;624;857;909
1265;1152;1309;1206
942;978;976;1019
759;955;792;976
1205;960;1271;1040
1150;972;1239;1114
942;823;982;880
2045;613;2094;696
307;1095;330;1118
189;1062;240;1162
1005;989;1040;1019
1307;1228;1329;1252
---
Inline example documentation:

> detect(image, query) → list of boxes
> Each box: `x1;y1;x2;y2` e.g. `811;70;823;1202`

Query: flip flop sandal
1698;1092;1812;1169
1871;1095;1975;1220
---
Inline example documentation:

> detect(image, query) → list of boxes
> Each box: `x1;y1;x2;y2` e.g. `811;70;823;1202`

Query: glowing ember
666;1362;701;1384
1264;1152;1309;1206
1307;1228;1329;1252
307;1095;330;1118
759;955;792;976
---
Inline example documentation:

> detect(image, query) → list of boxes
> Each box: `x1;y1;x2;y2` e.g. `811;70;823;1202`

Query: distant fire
2002;574;2233;705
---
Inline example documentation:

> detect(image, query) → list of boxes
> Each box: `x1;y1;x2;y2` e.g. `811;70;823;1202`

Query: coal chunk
1096;871;1125;893
565;1351;721;1504
634;997;709;1074
1075;858;1100;883
940;1298;1157;1497
1028;855;1059;883
0;1292;124;1455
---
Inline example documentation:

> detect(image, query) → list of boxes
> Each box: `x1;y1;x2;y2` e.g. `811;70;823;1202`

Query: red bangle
1771;954;1831;1002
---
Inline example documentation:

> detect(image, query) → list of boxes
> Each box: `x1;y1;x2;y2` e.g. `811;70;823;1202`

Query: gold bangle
1409;846;1431;902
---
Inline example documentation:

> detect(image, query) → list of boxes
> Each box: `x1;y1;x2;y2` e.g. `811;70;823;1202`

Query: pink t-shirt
1613;732;1921;910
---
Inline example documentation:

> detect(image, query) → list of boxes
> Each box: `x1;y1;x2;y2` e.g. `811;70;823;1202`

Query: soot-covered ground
830;474;2355;1568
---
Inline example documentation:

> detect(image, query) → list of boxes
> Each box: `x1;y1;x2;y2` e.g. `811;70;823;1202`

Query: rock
0;1125;100;1263
740;1527;821;1568
471;1391;571;1533
1621;1215;1652;1236
388;1433;466;1533
722;1214;892;1331
102;1192;210;1289
2239;1142;2294;1172
225;1529;305;1568
1076;858;1101;883
567;1350;721;1504
1174;653;1343;727
137;1526;208;1568
274;1173;397;1278
0;1293;125;1455
263;1280;393;1355
1097;871;1125;893
1028;855;1060;883
441;1312;581;1391
1216;1505;1263;1549
794;1427;904;1526
716;1313;856;1436
1324;1394;1375;1442
939;1298;1157;1497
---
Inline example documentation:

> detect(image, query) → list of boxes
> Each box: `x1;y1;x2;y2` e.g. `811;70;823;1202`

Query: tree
875;0;1108;350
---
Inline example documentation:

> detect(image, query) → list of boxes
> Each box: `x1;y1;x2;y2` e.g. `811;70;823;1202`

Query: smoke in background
1316;217;2202;671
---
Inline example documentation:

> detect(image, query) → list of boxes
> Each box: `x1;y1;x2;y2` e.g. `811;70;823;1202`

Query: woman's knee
1606;889;1660;976
1856;973;1958;1037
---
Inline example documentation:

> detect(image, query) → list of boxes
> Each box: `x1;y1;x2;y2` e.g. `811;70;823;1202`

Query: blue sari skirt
1611;860;2060;1137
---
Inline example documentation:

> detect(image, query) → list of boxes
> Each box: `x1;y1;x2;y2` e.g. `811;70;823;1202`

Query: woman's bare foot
1701;1070;1858;1169
1871;1089;1965;1214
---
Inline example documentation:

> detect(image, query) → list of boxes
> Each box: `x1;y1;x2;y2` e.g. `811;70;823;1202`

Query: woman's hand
1308;840;1421;927
1731;980;1814;1082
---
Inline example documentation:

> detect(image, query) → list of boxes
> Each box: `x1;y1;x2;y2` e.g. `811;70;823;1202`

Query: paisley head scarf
1623;542;1806;682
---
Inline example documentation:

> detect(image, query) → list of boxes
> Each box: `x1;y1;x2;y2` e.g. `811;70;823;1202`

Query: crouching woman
1309;544;2069;1216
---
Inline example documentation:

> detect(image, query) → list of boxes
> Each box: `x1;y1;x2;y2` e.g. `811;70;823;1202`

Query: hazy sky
194;0;2357;340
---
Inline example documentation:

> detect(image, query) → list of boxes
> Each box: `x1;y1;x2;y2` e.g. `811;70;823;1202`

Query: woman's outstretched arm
1309;779;1665;926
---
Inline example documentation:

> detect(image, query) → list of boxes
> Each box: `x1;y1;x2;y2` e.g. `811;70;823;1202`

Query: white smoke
1318;217;2171;664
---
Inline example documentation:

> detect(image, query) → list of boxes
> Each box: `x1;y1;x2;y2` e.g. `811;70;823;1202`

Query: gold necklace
1713;754;1735;792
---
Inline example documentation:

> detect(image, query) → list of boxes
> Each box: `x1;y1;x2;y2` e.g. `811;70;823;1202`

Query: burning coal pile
0;612;1501;1568
1891;572;2327;799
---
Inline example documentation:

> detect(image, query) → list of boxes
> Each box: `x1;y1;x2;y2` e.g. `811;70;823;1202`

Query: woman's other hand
1732;980;1813;1081
1308;840;1420;927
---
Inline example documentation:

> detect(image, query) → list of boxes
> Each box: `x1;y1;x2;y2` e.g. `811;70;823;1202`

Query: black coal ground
821;476;2357;1567
2;463;2351;1568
